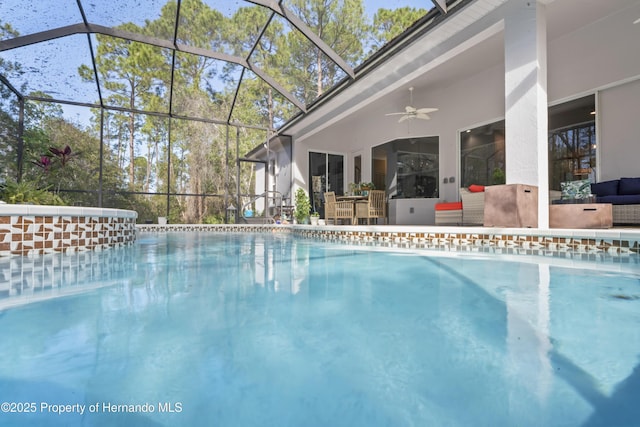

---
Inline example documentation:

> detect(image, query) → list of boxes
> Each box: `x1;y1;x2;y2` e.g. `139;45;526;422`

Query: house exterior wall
248;136;293;217
290;0;640;224
546;1;640;182
254;163;266;214
275;139;293;204
547;2;640;102
293;64;505;207
598;79;640;181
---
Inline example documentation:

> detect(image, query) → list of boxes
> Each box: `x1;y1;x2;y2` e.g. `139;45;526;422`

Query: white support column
504;0;549;228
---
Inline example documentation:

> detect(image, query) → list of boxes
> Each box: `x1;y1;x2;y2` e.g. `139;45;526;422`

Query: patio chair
460;187;485;225
355;190;387;224
324;192;355;225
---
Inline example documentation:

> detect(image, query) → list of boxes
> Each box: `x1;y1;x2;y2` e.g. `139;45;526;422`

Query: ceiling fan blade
415;107;438;114
405;106;417;113
415;113;431;120
385;112;406;116
398;115;412;123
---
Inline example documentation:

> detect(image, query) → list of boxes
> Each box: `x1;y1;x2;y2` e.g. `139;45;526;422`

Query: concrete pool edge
136;223;640;259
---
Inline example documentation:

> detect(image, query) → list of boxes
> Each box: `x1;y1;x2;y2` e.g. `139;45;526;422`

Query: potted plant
360;182;375;196
491;168;505;185
294;188;311;224
310;211;320;225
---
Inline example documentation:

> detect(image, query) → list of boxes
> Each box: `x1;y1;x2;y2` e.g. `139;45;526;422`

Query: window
372;137;439;199
309;152;344;216
460;120;505;187
548;95;596;190
354;154;362;184
460;97;595;191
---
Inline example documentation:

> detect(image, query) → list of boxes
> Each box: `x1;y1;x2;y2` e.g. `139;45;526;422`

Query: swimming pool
1;232;639;426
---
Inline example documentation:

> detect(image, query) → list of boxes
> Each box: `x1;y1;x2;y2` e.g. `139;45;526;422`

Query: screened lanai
0;0;447;223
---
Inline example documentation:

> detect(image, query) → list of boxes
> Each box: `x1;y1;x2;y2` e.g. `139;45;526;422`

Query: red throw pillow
435;202;463;211
468;184;485;193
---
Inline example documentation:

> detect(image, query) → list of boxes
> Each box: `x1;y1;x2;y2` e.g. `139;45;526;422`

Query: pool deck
137;223;640;259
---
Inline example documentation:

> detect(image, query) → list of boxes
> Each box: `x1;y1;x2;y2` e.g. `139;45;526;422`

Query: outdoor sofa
590;177;640;225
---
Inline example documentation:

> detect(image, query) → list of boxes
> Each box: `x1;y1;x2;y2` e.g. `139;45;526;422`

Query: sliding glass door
309;152;344;216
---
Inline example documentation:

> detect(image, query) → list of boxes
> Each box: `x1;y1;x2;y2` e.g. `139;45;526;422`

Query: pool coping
136;224;640;258
0;204;137;218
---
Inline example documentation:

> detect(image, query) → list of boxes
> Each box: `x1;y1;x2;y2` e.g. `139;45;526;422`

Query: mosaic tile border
137;224;640;259
137;224;292;234
295;230;640;261
0;246;135;309
0;206;138;257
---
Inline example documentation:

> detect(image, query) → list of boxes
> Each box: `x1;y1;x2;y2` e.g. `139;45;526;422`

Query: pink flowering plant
30;144;78;197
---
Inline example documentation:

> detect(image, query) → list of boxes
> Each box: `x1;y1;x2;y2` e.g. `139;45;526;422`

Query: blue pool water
0;232;639;426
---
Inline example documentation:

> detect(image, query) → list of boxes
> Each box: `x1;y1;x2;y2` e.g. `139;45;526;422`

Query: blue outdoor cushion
597;194;640;205
590;179;619;197
618;178;640;195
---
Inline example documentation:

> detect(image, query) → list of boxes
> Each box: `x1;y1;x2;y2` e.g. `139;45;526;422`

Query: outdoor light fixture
226;205;237;224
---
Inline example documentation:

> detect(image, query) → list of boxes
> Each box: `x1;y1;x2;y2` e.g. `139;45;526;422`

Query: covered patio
248;0;640;229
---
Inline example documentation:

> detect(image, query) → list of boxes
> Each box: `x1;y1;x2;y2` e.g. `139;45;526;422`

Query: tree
368;7;427;53
2;0;430;221
0;21;25;181
21;97;64;183
281;0;367;101
79;23;168;190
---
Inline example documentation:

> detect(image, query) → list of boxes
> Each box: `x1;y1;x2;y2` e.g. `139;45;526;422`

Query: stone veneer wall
0;205;137;257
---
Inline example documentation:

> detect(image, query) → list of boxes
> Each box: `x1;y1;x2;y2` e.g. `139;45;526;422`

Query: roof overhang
277;0;640;145
278;0;511;142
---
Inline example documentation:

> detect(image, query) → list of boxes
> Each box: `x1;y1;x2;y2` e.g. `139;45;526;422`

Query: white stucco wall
547;2;640;103
598;79;640;181
294;62;505;207
547;2;640;182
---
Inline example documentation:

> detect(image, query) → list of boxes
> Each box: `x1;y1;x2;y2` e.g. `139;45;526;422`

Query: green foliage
368;7;427;52
491;168;506;185
203;214;225;224
1;2;431;222
294;188;311;223
280;0;368;100
360;182;375;190
0;179;65;205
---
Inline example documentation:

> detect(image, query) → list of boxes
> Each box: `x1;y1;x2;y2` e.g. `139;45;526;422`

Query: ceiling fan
385;87;438;123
